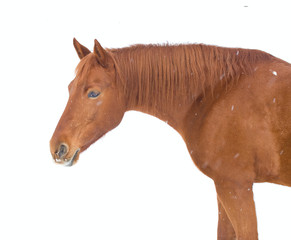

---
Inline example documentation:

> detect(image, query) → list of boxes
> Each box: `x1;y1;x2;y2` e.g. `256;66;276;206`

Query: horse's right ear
73;38;91;59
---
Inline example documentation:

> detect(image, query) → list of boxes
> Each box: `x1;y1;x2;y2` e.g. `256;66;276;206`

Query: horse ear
93;39;111;68
73;38;91;59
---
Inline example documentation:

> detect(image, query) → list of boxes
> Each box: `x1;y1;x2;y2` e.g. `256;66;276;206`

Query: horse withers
50;38;291;239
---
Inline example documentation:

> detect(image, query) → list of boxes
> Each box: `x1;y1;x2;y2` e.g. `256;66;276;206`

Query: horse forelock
74;53;98;83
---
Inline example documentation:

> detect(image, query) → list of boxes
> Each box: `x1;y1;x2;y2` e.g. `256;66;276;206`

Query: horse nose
56;143;68;159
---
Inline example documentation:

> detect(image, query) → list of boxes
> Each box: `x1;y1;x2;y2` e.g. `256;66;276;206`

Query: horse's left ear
93;39;112;68
73;38;91;59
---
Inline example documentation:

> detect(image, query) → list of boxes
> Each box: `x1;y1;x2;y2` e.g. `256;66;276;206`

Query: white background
1;0;291;239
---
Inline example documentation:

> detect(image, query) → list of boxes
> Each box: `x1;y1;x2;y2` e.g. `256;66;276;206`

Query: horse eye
88;91;101;99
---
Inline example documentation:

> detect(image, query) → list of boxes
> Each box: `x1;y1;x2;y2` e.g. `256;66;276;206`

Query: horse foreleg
215;182;258;240
217;198;236;240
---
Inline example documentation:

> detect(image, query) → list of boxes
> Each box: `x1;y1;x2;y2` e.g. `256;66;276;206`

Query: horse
50;38;291;239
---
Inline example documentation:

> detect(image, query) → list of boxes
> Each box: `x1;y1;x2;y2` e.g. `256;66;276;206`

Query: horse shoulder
181;63;291;184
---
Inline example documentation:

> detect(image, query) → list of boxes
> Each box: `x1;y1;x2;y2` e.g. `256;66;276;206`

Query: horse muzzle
52;143;80;167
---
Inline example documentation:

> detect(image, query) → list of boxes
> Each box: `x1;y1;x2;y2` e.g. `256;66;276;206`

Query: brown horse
50;38;291;239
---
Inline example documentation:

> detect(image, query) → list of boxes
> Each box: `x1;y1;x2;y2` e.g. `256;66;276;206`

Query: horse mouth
55;148;80;167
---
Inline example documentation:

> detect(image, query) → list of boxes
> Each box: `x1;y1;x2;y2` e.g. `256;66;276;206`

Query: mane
111;44;274;110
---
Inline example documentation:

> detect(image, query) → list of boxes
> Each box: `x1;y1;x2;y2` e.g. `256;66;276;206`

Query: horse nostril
57;144;68;158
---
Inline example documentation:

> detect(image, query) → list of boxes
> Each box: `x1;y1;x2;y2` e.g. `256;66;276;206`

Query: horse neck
112;46;196;130
111;44;274;131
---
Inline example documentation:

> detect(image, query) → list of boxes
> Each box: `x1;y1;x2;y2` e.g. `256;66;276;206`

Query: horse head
50;39;126;166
